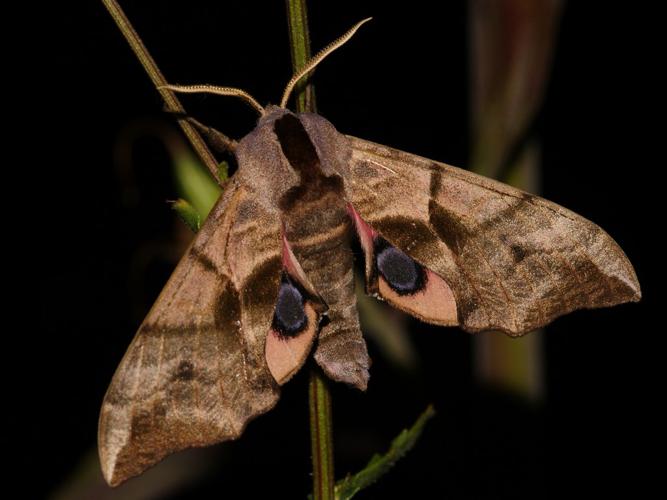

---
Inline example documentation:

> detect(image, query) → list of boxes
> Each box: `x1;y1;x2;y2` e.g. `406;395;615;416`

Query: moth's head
233;107;302;206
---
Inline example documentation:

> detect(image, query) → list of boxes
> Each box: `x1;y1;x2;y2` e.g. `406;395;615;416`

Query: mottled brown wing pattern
98;179;283;486
344;135;641;335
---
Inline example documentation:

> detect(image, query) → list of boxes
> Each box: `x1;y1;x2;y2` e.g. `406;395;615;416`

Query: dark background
23;1;659;498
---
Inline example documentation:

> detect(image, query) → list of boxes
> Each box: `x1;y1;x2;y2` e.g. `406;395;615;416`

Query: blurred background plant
470;0;563;401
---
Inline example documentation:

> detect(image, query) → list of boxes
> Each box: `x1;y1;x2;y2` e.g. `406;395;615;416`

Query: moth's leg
186;116;238;154
163;107;238;154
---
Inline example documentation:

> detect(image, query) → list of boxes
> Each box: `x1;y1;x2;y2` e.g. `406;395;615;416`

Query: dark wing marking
343;135;640;335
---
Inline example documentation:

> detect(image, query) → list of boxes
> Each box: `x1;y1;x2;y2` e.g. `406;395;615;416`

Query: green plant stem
101;0;223;186
284;2;335;499
285;0;317;113
309;369;335;499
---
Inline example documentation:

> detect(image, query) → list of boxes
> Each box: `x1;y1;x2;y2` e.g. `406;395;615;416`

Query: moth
99;19;640;486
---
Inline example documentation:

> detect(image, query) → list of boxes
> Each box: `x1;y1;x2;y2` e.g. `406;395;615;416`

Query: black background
22;1;660;499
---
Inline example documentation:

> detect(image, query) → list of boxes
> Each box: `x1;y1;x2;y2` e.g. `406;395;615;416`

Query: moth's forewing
336;134;640;335
99;182;283;486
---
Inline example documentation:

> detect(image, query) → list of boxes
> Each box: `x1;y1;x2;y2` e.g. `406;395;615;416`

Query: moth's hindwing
349;204;458;325
264;233;326;385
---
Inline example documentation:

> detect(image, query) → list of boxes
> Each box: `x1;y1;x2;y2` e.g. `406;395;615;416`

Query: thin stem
101;0;223;186
308;369;335;500
285;0;317;113
284;1;335;499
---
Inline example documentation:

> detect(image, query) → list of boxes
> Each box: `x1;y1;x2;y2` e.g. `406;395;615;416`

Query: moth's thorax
233;107;352;212
271;110;352;282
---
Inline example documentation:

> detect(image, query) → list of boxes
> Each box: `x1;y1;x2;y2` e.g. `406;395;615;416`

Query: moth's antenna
159;85;265;116
280;17;372;109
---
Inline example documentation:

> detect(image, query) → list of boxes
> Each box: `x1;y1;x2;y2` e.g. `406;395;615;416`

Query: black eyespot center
374;238;426;295
272;274;308;338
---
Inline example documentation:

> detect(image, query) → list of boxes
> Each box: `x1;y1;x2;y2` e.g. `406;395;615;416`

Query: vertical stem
284;1;334;499
308;369;335;499
468;0;561;402
285;0;317;113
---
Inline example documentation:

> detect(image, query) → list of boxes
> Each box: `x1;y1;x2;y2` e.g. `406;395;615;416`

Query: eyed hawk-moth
98;18;640;486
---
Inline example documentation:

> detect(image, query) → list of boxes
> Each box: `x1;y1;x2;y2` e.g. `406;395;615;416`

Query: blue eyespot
272;275;308;337
375;238;426;295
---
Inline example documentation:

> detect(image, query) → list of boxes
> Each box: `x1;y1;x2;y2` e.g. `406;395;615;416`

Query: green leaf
334;405;436;500
170;198;201;233
172;151;221;219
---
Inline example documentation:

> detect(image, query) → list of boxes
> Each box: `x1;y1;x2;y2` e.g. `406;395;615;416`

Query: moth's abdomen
287;200;353;313
283;190;370;390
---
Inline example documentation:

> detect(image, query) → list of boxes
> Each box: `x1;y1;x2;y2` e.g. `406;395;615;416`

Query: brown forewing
341;135;641;335
98;180;283;486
